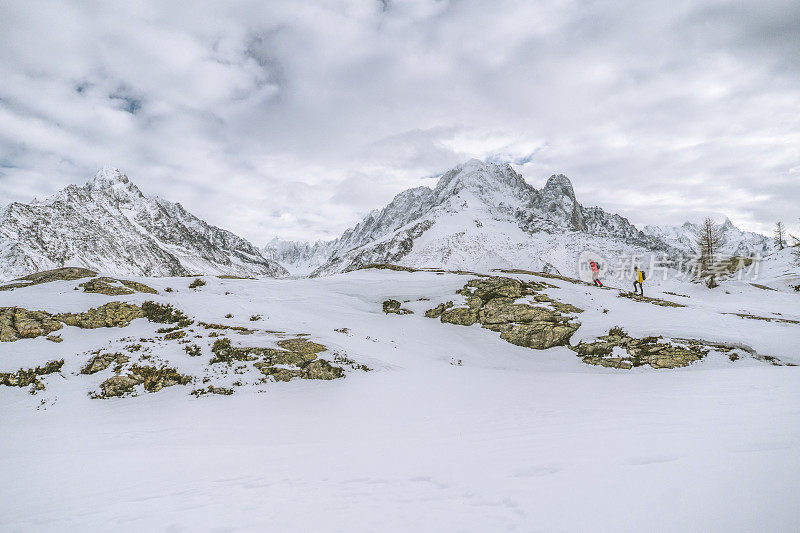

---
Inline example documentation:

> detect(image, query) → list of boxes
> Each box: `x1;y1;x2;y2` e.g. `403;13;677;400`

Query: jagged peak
84;166;145;201
433;159;526;201
542;174;576;200
88;166;130;188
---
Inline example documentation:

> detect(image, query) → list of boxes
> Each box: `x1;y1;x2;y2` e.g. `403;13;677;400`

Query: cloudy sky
1;0;798;244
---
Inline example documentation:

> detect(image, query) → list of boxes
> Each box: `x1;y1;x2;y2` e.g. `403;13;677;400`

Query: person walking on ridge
633;266;646;296
589;260;603;287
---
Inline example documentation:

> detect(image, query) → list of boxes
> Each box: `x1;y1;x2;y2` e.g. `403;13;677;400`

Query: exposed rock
426;276;581;350
0;307;63;342
244;337;347;382
257;366;301;382
358;263;420;273
81;353;130;374
498;322;580;350
572;329;708;369
198;322;254;334
46;334;63;343
0;360;64;391
382;299;413;315
301;359;344;380
0;267;97;291
581;356;633;370
480;297;561;325
209;337;257;364
465;277;524;302
424;301;453;318
141;301;191;326
96;364;192;398
80;277;158;295
164;330;186;340
440;307;479;326
192;385;234;396
97;375;141;398
617;292;686;308
184;344;202;357
131;365;192;393
56;302;145;329
723;312;800;325
189;278;206;289
276;338;328;357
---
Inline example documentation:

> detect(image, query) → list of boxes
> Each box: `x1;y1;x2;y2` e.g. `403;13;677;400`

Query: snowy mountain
0;167;288;281
642;218;772;258
261;238;334;277
268;159;682;278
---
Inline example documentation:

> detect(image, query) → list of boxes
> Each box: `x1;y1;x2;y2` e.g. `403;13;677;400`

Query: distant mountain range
642;219;771;258
0;168;287;281
0;161;772;281
265;159;772;277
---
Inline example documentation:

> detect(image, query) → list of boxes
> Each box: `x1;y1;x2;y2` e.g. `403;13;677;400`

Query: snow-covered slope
2;268;799;531
284;159;682;278
642;218;771;258
743;247;800;292
0;168;288;280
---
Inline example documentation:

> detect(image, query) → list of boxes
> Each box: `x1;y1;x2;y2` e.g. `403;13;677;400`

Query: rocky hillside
0;168;287;281
268;159;683;278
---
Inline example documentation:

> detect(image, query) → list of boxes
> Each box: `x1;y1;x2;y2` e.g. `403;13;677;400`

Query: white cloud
0;0;798;243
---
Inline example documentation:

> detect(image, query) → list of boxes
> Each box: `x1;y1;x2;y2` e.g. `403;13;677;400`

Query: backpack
641;271;646;281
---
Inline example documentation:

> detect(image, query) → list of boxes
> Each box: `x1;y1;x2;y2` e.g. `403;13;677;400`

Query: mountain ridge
0;168;287;281
265;160;772;278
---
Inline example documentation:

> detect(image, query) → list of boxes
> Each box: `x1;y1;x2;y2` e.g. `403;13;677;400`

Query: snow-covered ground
1;268;799;532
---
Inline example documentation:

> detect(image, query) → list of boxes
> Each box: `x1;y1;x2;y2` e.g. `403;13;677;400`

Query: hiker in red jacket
589;260;603;287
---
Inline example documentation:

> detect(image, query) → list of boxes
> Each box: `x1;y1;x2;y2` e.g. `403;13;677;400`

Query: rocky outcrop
0;267;98;291
192;385;234;397
206;336;347;382
56;302;145;329
0;307;63;342
81;353;131;374
427;276;581;350
80;277;158;295
2;301;194;342
209;337;259;364
424;301;453;318
572;328;707;369
0;360;64;391
382;299;413;315
141;301;192;326
96;364;192;398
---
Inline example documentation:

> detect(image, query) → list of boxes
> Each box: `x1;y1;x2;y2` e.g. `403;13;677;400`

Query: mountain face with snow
261;238;335;277
266;160;684;278
0;168;288;281
642;219;772;258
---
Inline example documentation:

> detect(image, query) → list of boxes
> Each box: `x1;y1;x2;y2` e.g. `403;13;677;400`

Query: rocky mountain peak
432;159;531;206
88;166;131;188
0;167;287;280
85;167;144;203
542;174;576;201
535;173;585;230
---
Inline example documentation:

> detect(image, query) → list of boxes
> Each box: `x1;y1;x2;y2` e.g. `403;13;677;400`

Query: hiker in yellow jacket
633;267;646;296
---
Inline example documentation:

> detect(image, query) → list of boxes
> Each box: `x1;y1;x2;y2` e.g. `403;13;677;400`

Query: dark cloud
0;0;798;243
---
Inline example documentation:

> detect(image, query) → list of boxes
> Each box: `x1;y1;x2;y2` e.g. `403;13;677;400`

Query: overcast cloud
1;0;798;243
